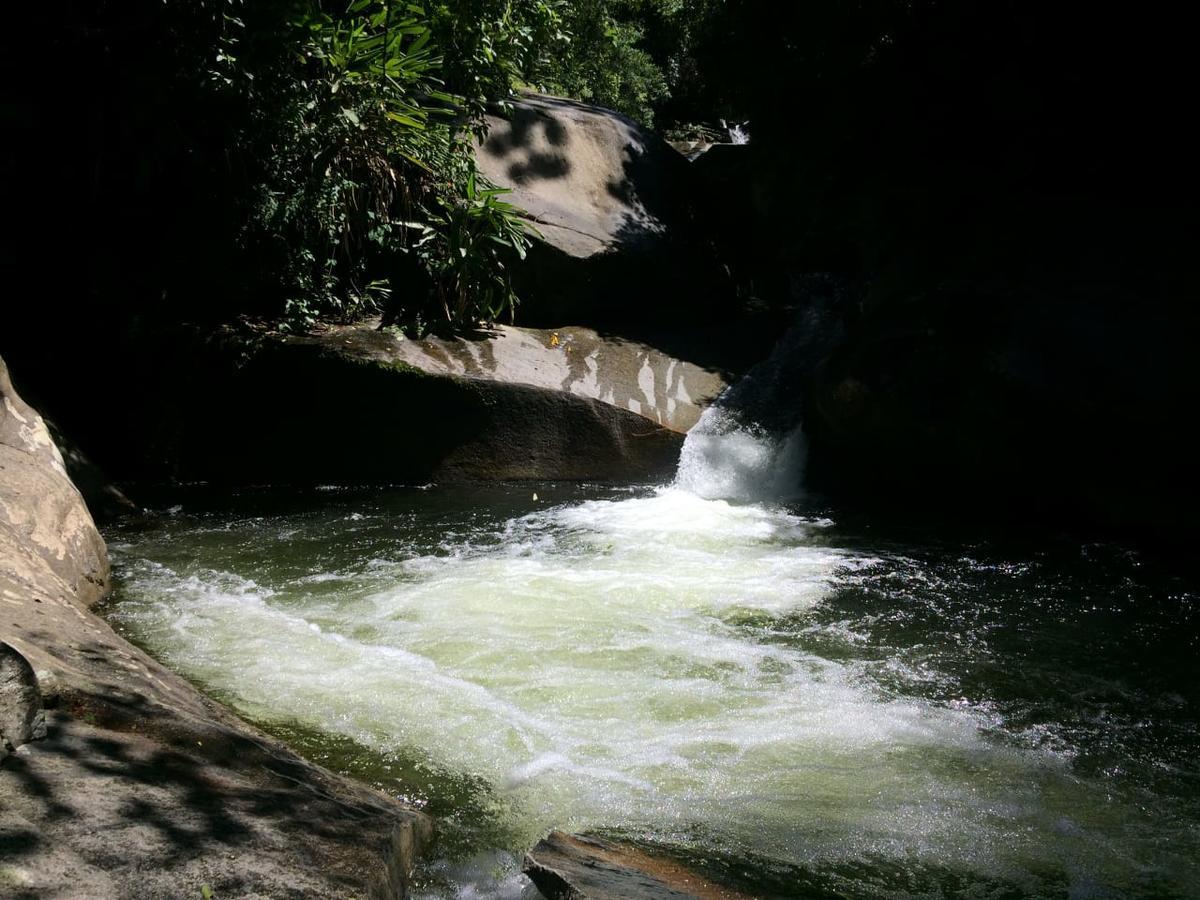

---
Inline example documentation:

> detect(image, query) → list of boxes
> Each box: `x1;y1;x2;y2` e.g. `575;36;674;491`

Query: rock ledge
1;355;430;899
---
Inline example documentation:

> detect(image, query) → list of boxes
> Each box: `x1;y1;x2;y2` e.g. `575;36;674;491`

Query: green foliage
428;0;566;124
168;0;560;332
414;172;533;329
541;0;667;124
22;0;727;336
538;0;725;126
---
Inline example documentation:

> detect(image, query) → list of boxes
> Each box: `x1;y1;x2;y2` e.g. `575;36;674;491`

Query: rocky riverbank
1;355;431;899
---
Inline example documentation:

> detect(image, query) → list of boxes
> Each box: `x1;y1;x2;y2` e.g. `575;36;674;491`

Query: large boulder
51;321;727;487
475;95;728;329
0;642;45;759
1;355;431;898
1;357;109;606
340;323;724;434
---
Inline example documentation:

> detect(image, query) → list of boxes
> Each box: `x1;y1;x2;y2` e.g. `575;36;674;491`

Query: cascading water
676;284;846;502
105;313;1200;898
673;406;805;501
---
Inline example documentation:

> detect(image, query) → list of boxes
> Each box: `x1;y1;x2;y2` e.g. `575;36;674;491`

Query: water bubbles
674;407;805;503
105;481;1200;897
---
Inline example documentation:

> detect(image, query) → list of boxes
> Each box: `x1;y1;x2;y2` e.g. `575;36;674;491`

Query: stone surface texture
523;831;750;900
473;94;729;330
326;322;725;434
1;354;431;899
139;320;725;486
0;642;45;758
476;95;672;259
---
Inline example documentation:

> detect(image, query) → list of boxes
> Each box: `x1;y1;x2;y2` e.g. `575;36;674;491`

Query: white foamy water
674;407;806;502
107;419;1200;897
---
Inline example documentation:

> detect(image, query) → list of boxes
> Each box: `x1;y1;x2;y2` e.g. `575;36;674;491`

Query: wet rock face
0;643;45;759
523;831;750;900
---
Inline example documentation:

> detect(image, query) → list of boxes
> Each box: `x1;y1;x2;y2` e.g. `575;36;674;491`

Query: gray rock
1;353;432;898
318;321;725;434
44;413;139;522
136;321;725;486
1;356;109;607
474;95;728;330
523;831;750;900
477;95;675;260
0;642;46;758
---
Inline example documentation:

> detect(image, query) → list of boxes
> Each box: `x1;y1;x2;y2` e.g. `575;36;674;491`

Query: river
104;415;1199;898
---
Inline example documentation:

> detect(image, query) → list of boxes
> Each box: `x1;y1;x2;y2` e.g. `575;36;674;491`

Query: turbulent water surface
106;423;1199;898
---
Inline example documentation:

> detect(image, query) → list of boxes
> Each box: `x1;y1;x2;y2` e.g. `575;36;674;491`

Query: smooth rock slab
523;831;750;900
324;321;725;434
1;353;431;899
148;321;724;486
473;94;728;331
0;642;45;758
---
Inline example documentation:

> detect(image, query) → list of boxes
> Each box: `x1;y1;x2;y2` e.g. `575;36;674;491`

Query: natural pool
103;468;1199;898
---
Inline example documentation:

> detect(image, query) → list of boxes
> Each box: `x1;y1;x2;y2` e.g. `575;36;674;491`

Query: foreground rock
1;355;431;898
0;359;109;607
0;643;45;759
524;831;750;900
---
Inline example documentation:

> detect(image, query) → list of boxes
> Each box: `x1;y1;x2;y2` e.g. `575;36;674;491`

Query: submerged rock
0;354;431;898
523;831;750;900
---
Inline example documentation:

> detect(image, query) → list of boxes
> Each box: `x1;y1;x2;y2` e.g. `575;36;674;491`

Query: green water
105;483;1200;898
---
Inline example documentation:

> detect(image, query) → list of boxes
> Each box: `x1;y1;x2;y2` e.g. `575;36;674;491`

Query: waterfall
674;408;805;502
673;280;847;503
720;118;751;145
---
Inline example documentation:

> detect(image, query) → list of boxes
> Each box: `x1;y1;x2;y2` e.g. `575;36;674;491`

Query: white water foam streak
108;486;1093;883
673;402;805;503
